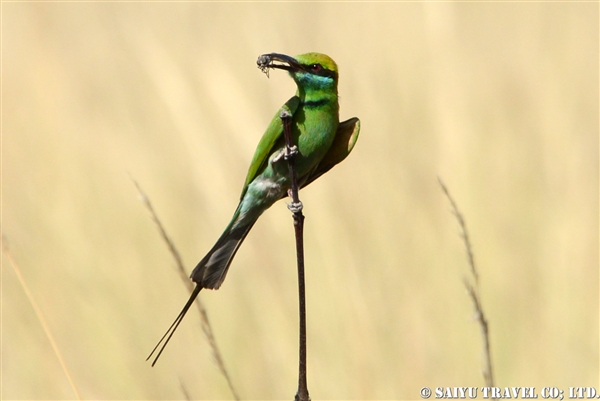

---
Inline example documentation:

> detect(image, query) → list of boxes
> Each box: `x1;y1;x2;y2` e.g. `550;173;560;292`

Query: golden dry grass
2;2;598;399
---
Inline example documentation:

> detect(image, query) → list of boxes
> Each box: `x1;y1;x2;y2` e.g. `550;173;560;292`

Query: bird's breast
295;107;338;176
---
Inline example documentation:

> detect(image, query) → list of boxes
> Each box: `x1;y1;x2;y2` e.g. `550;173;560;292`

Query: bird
147;52;360;365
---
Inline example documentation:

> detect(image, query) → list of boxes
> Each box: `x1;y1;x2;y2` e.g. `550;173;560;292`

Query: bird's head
257;52;338;93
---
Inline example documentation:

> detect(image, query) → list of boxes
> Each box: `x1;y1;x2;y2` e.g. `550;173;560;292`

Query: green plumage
148;52;360;365
192;53;359;290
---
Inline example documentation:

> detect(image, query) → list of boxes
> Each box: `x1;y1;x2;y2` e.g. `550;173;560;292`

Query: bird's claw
284;145;298;160
272;145;298;163
272;148;285;163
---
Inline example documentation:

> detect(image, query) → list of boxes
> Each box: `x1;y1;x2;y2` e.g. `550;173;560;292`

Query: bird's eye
310;64;322;72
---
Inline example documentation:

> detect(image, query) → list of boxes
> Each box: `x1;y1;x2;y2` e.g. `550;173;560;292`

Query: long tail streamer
147;285;203;366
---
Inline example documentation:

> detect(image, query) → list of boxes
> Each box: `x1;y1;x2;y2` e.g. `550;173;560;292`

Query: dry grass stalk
438;178;496;390
2;234;82;400
132;178;240;401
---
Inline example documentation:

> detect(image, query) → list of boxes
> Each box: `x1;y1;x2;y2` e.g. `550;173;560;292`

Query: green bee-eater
148;52;360;365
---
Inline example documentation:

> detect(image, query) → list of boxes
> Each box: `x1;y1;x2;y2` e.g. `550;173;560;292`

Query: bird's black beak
257;53;302;76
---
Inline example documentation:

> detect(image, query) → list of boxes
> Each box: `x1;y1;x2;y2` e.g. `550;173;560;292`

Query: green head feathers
294;53;338;76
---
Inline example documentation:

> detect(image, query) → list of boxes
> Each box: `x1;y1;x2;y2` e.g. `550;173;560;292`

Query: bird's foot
284;145;298;160
273;145;298;163
273;148;285;163
287;200;303;214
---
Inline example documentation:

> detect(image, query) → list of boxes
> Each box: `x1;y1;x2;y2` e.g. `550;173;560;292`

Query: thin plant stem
464;279;495;389
2;234;82;400
131;178;240;401
438;178;495;390
280;109;310;401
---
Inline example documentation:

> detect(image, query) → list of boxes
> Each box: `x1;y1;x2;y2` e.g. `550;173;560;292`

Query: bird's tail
190;212;255;290
147;284;202;366
147;206;256;366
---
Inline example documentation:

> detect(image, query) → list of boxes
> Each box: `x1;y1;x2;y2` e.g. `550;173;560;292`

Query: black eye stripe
302;64;337;79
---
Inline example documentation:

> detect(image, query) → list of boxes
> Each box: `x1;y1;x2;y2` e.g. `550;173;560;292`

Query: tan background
3;2;598;400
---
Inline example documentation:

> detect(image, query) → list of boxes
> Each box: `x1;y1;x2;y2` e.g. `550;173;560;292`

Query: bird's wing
298;117;360;191
240;96;301;200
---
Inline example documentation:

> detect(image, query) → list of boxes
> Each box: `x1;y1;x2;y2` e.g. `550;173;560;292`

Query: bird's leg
279;109;303;214
272;144;298;164
272;148;286;163
284;145;298;160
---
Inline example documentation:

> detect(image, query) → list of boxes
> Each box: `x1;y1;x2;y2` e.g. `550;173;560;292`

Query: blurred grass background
2;2;598;400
